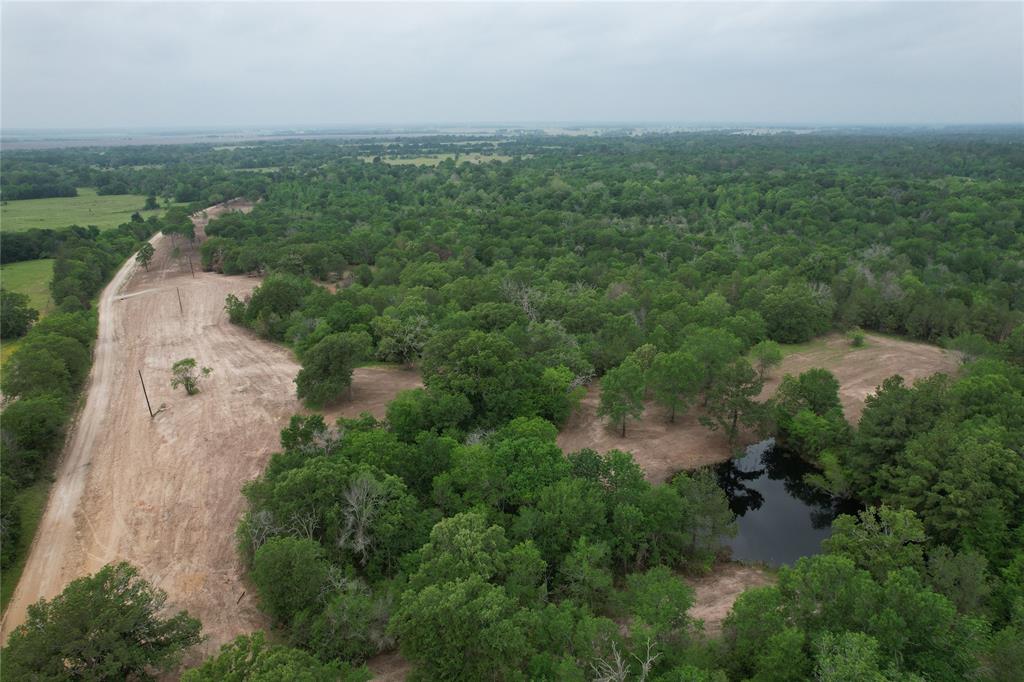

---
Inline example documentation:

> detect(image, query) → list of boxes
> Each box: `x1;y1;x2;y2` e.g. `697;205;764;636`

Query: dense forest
2;131;1023;680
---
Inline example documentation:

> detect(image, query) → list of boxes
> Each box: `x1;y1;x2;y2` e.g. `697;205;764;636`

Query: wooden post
187;255;195;279
138;370;154;418
176;287;183;314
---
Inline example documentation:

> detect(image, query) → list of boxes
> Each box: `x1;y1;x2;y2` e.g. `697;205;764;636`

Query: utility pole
138;370;154;418
187;255;195;279
176;287;183;314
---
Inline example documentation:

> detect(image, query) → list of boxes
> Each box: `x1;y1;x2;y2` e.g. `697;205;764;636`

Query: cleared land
0;187;167;232
760;332;959;423
0;201;421;660
686;563;775;636
558;333;960;483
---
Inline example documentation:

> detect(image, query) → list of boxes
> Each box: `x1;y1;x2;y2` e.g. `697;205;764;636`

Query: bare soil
760;332;959;423
0;201;421;662
686;563;775;637
558;333;959;483
557;390;739;483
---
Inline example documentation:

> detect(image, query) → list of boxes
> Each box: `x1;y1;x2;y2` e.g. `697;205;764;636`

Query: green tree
0;289;39;339
135;242;156;272
598;359;646;436
251;537;329;626
182;632;370;682
750;339;784;379
760;282;833;344
1;346;72;398
648;350;701;422
823;506;926;581
295;331;371;407
813;631;887;682
392;575;535;680
701;358;764;444
4;562;203;680
170;357;212;395
673;469;737;568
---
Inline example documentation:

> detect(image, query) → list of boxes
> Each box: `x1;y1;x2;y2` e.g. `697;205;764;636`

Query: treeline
0;217;157;570
0;163;78;200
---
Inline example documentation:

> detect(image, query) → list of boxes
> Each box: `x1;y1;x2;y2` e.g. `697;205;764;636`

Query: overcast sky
2;1;1021;129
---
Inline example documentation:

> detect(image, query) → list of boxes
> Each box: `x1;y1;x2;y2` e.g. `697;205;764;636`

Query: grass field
0;479;52;611
360;152;515;166
1;187;166;232
1;258;55;312
1;259;55;366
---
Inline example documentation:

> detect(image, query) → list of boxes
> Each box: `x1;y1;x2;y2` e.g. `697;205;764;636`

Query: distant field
1;258;55;366
360;152;514;166
1;258;55;313
0;187;165;232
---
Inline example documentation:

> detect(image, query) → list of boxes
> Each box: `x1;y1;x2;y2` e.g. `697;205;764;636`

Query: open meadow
1;187;166;232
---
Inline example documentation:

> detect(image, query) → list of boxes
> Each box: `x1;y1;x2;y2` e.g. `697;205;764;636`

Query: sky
2;1;1022;129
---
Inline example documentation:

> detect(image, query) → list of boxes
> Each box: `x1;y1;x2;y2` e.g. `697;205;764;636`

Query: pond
715;439;860;567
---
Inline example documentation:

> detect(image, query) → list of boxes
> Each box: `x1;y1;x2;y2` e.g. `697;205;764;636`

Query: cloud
2;1;1021;128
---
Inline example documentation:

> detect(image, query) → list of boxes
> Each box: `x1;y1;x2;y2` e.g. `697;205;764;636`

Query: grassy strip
0;480;51;610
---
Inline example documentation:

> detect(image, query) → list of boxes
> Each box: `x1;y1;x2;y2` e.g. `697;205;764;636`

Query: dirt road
1;202;421;658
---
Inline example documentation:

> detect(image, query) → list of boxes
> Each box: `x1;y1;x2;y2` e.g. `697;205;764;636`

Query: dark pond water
715;439;860;567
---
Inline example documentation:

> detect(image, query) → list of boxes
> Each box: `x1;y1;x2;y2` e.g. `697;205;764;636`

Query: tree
251;537;329;626
760;283;833;343
1;346;72;398
295;331;371;407
598;359;646;436
144;195;159;210
750;339;783;379
182;632;370;682
392;575;535;680
823;506;926;581
701;359;764;445
372;314;430;366
673;469;737;568
170;357;212;395
648;351;701;422
684;327;742;405
0;289;39;339
135;242;156;271
4;562;203;680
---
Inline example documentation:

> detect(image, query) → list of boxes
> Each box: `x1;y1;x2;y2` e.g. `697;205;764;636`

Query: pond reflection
715;439;860;566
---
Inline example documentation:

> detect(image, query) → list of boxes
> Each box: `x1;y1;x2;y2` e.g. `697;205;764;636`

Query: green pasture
1;187;166;232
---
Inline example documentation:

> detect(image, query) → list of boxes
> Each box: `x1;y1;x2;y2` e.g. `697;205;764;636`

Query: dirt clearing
760;332;959;423
1;201;420;661
558;332;959;482
686;563;775;637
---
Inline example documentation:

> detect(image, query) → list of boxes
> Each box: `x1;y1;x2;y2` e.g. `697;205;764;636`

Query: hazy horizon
2;1;1022;130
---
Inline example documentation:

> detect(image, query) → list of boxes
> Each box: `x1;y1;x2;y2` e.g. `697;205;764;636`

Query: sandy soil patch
557;390;739;483
367;651;413;681
1;201;420;662
760;332;959;423
558;333;959;483
686;562;775;637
